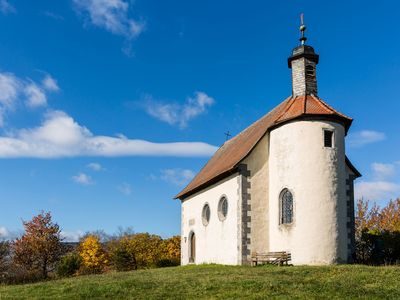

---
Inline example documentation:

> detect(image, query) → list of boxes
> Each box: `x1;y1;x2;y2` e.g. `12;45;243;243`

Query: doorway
189;232;195;263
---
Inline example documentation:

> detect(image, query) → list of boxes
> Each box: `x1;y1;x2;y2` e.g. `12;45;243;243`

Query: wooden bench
251;251;292;266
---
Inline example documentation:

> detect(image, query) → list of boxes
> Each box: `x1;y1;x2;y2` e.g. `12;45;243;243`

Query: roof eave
345;156;362;178
174;168;239;200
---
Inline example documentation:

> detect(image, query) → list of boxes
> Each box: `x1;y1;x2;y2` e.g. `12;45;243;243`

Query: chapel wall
180;173;241;265
241;133;270;257
268;120;347;265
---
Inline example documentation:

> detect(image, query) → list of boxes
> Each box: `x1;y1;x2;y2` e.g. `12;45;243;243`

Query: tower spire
299;13;307;45
287;14;319;97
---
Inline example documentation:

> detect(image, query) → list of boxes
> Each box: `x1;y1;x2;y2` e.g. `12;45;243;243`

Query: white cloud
0;226;21;240
371;162;396;180
161;168;195;186
0;72;58;126
42;75;60;92
0;0;15;14
61;230;84;242
144;92;215;128
73;0;145;39
72;172;94;185
347;130;386;148
0;226;9;238
355;181;400;201
87;162;103;171
24;83;47;107
0;110;218;158
118;182;132;195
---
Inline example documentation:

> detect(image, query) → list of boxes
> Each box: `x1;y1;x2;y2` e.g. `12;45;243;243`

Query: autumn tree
13;211;63;278
79;235;108;273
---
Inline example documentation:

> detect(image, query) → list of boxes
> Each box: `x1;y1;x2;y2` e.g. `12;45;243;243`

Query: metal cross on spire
299;13;307;45
224;131;231;141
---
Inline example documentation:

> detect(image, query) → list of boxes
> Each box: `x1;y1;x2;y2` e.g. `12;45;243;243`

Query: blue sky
0;0;399;241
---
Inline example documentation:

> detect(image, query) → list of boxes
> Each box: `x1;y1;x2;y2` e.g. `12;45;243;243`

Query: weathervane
299;13;307;45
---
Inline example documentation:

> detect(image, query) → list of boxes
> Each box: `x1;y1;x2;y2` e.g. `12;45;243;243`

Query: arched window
202;204;210;226
280;189;293;224
218;196;228;221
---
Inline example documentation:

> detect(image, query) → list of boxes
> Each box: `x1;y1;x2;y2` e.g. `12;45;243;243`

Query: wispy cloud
144;92;215;129
73;0;144;55
372;162;396;180
42;75;60;92
87;162;104;171
72;172;94;185
0;110;218;158
0;73;19;125
0;0;15;14
161;168;195;186
24;83;47;108
0;72;58;126
355;181;400;201
347;130;386;148
43;11;64;21
118;182;132;196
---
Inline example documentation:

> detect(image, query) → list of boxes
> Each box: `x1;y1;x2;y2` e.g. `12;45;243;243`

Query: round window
218;196;228;221
202;204;210;226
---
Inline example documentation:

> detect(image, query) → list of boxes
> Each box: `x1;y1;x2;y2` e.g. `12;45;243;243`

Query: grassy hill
1;264;399;299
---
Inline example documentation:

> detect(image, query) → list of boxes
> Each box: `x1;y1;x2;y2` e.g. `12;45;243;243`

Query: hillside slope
1;265;399;299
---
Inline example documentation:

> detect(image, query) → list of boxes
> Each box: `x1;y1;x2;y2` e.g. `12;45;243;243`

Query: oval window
218;196;228;221
202;204;211;226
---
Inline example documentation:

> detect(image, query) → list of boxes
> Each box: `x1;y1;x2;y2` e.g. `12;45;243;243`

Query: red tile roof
175;95;353;200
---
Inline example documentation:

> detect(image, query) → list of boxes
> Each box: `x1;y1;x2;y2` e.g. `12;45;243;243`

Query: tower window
305;65;315;77
324;130;334;148
280;189;293;225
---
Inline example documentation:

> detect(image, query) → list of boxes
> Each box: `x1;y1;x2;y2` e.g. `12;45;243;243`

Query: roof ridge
274;96;296;122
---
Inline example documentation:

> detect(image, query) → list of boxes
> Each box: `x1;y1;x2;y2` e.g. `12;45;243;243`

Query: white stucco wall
242;134;270;255
268;120;347;265
181;173;241;265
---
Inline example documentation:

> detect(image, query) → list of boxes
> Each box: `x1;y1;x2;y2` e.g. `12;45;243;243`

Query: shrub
110;246;137;271
162;235;180;266
57;253;81;277
124;233;163;268
0;240;10;272
356;199;400;265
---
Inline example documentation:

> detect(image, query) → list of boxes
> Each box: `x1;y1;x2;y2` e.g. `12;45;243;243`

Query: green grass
1;264;400;299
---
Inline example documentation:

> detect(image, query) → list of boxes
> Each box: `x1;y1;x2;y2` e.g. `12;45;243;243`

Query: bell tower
287;14;319;97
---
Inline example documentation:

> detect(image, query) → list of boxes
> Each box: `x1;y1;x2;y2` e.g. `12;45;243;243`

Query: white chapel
175;20;361;265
